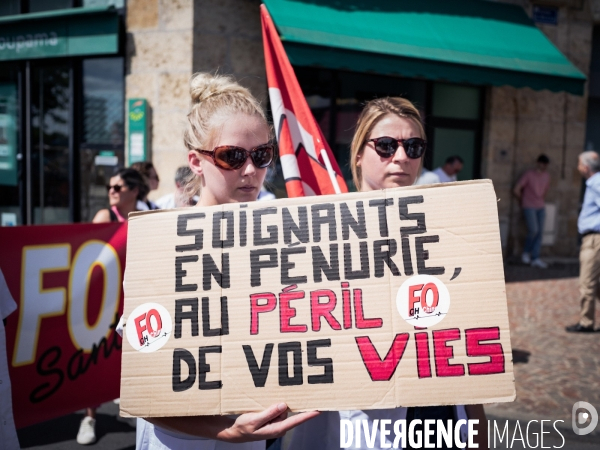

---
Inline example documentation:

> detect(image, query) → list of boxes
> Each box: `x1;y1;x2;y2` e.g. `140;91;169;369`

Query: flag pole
320;149;341;194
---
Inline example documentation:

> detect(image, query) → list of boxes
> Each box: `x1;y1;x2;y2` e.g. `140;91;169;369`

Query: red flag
261;5;348;197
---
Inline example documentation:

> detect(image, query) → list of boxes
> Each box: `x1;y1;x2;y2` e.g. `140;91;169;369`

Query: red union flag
261;5;348;197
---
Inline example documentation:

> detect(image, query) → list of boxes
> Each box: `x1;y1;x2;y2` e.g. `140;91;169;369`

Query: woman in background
131;161;160;210
78;168;146;444
92;168;146;223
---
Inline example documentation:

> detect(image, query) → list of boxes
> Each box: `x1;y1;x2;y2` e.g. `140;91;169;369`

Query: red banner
261;5;348;197
0;223;127;429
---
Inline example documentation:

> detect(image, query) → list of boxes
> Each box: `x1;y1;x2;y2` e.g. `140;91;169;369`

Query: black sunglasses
196;143;275;171
106;184;126;193
366;136;427;159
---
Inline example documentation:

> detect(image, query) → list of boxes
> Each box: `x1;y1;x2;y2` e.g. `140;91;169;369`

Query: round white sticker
125;303;173;353
396;275;450;327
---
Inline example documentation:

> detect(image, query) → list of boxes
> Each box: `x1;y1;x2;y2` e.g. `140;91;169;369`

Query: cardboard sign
1;222;126;428
120;180;515;418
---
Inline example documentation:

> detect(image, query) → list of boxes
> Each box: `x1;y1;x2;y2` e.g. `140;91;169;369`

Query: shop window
30;62;71;224
0;0;20;16
0;65;20;226
432;83;481;120
29;0;73;13
80;57;124;222
427;83;483;181
293;68;486;190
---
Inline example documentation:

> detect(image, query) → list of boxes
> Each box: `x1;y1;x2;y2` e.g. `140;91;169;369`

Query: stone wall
192;0;267;104
125;0;193;200
125;0;267;200
484;0;594;257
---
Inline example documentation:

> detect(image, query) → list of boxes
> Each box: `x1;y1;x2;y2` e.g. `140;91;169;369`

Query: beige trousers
578;233;600;328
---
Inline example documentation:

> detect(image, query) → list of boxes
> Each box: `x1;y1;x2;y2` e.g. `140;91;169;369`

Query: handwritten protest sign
119;180;515;417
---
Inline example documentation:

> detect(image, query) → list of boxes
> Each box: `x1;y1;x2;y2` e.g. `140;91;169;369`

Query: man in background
566;151;600;333
415;168;441;185
433;155;464;183
156;166;197;209
513;154;551;269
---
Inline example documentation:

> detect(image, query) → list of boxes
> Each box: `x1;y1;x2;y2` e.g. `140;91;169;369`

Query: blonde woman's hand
218;403;320;442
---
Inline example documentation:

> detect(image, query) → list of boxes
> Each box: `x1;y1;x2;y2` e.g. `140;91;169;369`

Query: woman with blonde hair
127;72;318;450
288;96;487;450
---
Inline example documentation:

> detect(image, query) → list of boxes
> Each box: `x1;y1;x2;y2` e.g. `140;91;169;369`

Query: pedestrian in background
81;168;146;444
513;154;551;269
130;161;160;210
92;168;146;224
156;165;198;209
415;167;441;185
566;151;600;333
433;155;464;183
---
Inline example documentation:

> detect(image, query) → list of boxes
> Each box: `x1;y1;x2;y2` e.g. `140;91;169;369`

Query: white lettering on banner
13;245;70;366
68;241;121;350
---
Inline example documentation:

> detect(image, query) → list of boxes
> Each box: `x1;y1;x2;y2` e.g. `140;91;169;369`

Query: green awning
0;6;119;61
263;0;586;95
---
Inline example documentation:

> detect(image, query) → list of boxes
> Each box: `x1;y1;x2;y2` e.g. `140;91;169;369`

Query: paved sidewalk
486;262;600;442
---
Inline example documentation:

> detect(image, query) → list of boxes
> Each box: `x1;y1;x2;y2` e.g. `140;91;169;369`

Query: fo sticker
396;275;450;327
126;303;172;353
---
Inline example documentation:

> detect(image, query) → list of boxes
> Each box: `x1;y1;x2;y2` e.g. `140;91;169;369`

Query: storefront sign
119;181;515;418
1;222;127;428
0;8;119;61
127;99;149;165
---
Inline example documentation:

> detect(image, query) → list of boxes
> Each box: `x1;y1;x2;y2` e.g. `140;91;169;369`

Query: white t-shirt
136;199;160;211
415;169;441;185
135;418;264;450
433;167;457;183
0;269;19;450
155;193;176;210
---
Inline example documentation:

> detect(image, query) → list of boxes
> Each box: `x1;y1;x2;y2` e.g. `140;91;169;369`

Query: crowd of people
64;71;598;449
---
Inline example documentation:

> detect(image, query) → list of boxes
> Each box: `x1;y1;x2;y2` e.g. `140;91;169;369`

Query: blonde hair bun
190;73;252;105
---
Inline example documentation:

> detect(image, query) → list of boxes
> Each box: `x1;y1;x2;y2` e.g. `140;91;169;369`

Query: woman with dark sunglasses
287;97;487;450
92;168;147;224
127;73;318;450
79;168;146;444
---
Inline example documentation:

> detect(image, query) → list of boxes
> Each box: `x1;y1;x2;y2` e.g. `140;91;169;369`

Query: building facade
2;0;600;259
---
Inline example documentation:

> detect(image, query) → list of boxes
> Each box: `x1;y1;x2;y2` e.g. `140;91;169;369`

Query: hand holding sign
146;403;320;442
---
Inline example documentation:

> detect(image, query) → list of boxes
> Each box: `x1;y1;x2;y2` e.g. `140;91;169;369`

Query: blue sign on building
533;5;558;26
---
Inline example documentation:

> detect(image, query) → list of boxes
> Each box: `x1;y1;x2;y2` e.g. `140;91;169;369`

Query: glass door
0;65;20;226
30;62;72;224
